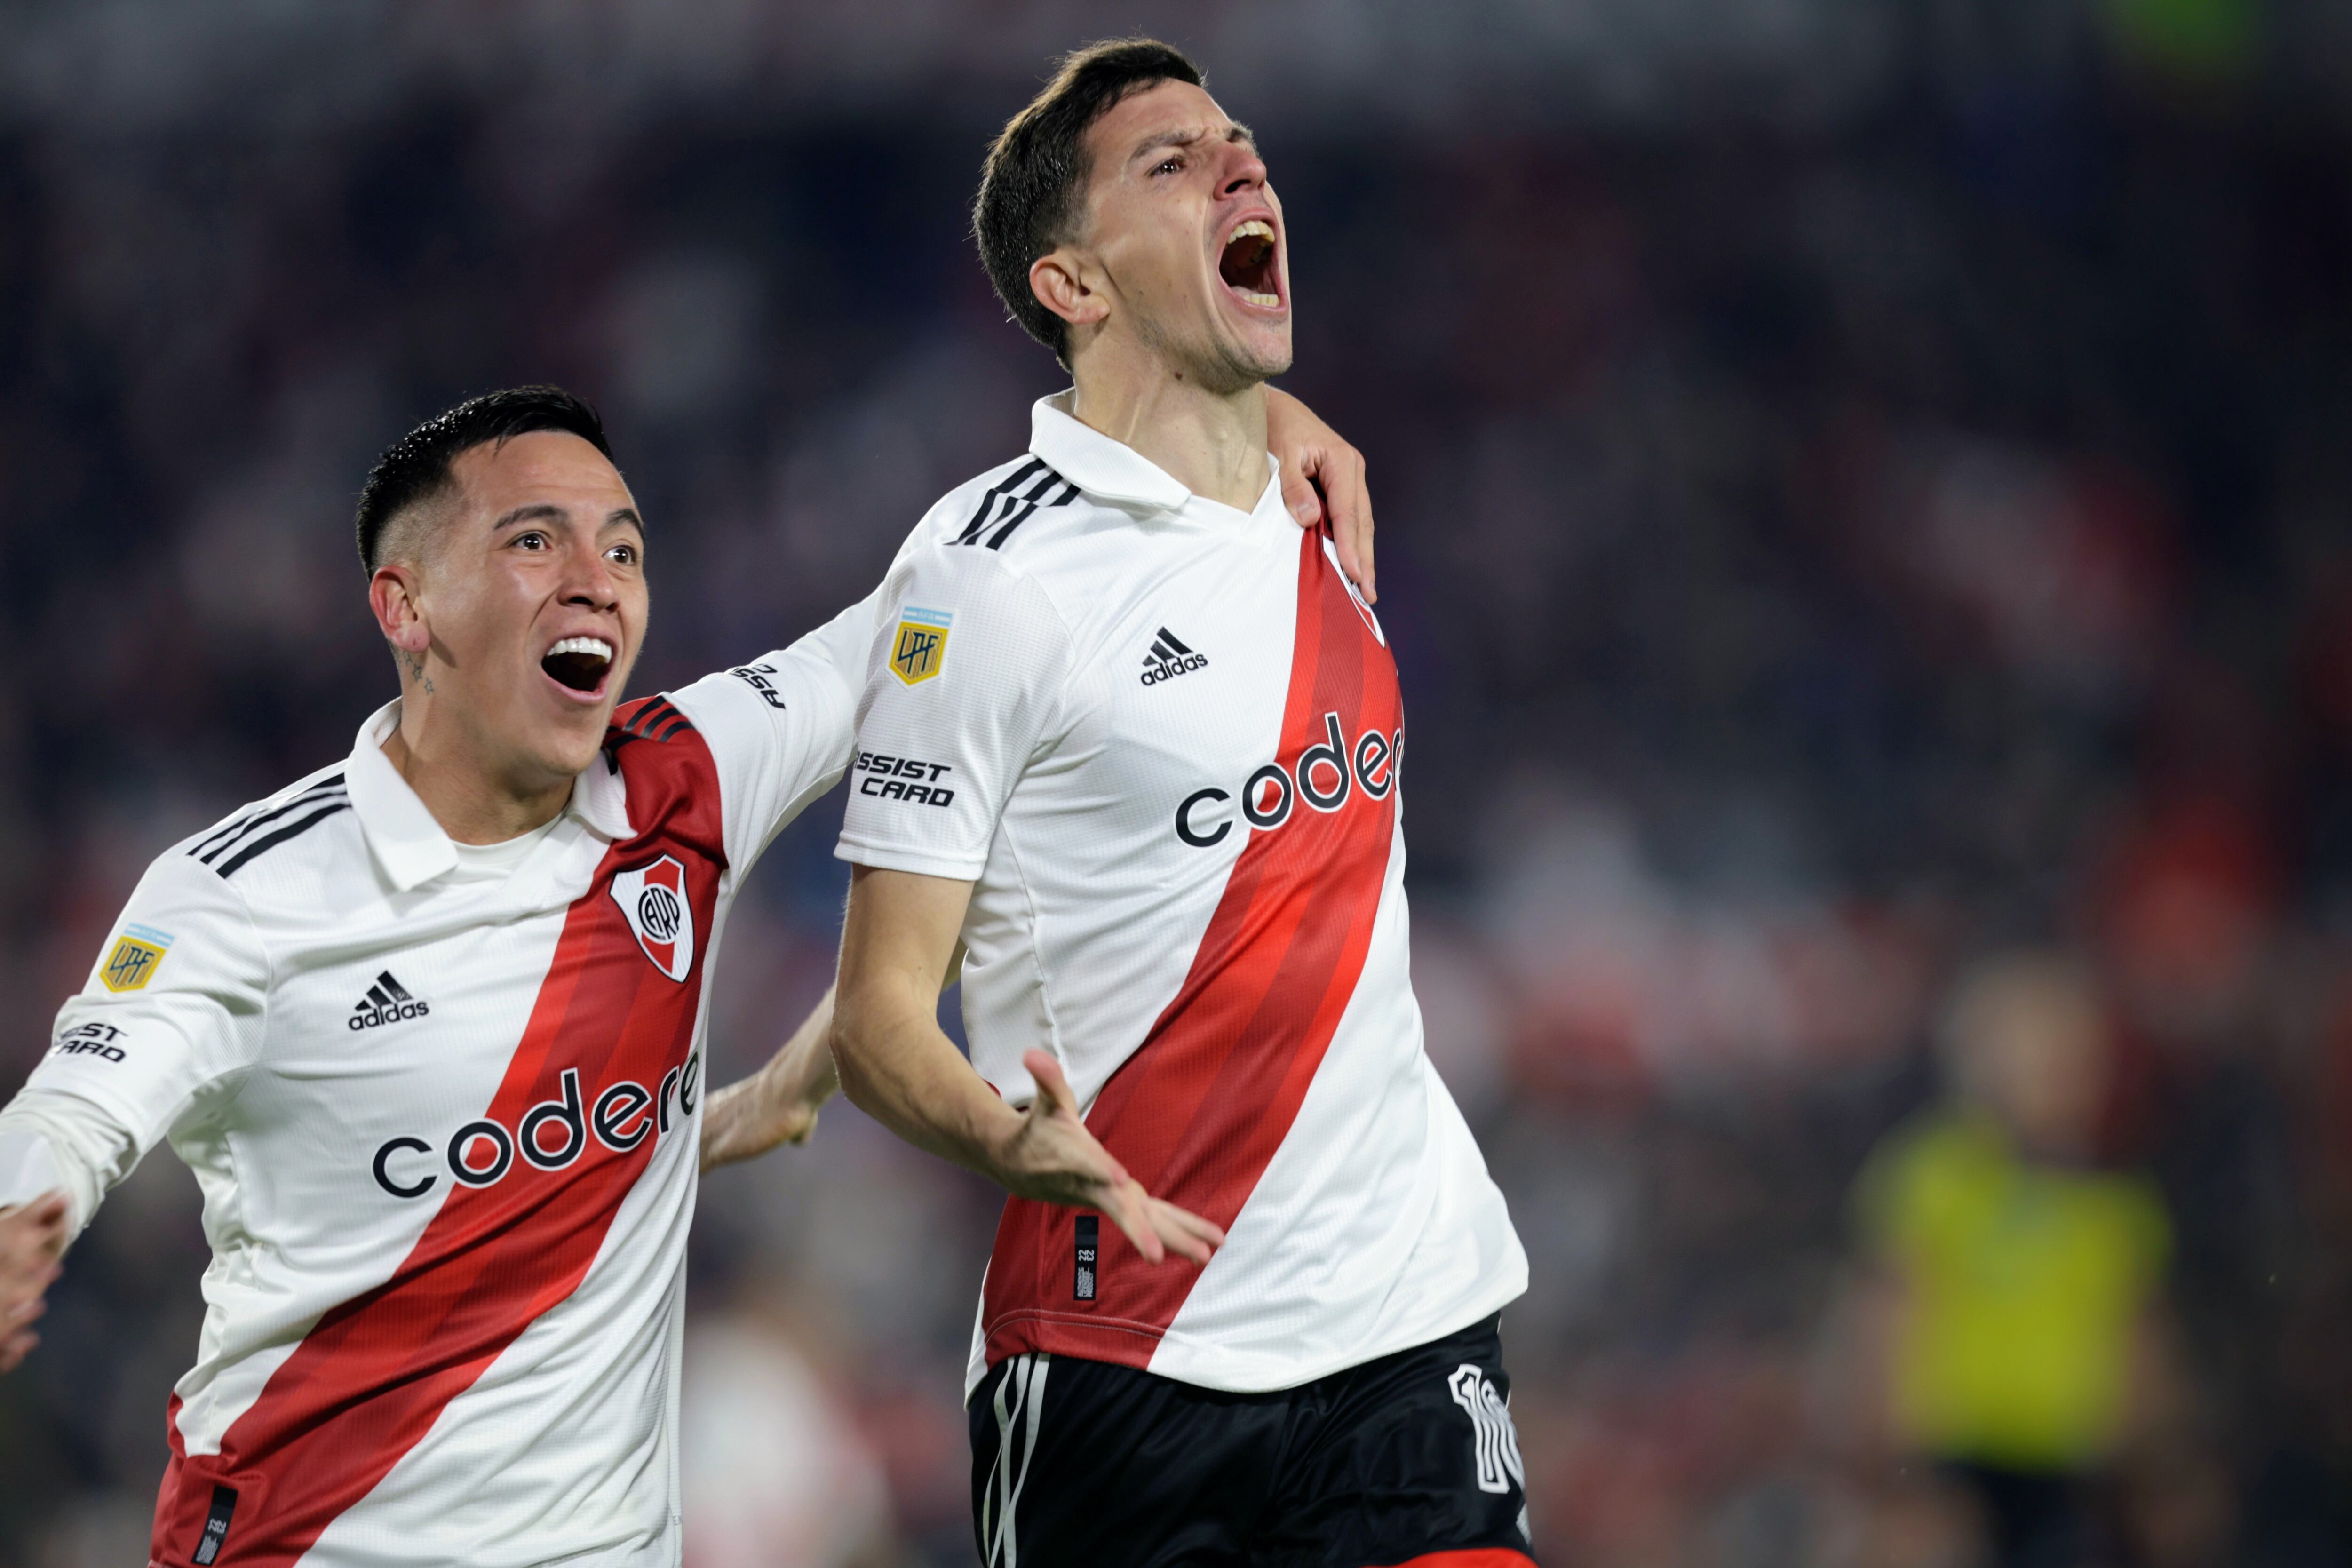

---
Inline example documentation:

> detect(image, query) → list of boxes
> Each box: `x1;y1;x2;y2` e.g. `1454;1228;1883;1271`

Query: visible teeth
1237;289;1280;308
548;637;613;662
1228;219;1273;244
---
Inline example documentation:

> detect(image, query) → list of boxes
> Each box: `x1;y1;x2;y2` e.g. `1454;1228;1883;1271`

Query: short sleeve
667;592;877;868
20;851;271;1158
834;548;1075;882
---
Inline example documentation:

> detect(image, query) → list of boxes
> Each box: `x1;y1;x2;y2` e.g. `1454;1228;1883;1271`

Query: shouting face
371;430;649;798
1045;79;1293;391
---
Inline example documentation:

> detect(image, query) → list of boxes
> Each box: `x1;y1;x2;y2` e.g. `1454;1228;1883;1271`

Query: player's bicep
836;556;1073;881
839;866;974;1006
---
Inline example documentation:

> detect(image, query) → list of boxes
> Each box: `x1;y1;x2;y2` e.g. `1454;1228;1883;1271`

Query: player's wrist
972;1099;1043;1191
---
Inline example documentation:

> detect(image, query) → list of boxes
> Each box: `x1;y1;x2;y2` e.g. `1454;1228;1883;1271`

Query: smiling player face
1064;79;1293;391
396;431;649;789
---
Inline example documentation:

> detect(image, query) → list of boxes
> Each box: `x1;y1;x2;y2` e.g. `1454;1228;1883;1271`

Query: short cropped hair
974;39;1204;366
354;385;614;570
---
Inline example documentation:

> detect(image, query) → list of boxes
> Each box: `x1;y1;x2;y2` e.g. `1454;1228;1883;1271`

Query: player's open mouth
541;636;614;695
1218;218;1283;311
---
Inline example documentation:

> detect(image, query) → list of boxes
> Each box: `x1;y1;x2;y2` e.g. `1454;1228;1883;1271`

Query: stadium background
2;1;2351;1563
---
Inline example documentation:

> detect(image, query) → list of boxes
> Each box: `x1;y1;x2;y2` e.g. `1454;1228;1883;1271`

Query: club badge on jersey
611;855;695;981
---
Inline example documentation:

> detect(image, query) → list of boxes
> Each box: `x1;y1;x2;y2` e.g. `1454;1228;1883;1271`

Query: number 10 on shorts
1447;1363;1526;1495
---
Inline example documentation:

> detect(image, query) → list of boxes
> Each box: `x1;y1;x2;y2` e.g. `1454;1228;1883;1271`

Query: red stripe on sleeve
149;721;724;1568
981;529;1403;1369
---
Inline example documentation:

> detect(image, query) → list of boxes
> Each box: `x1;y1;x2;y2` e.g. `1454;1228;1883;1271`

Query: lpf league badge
611;855;695;981
100;923;174;993
890;605;953;687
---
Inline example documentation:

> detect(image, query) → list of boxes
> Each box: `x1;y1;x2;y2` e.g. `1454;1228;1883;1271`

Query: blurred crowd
2;2;2351;1565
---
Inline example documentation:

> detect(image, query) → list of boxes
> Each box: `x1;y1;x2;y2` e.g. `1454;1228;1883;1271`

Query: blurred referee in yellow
1854;952;2173;1567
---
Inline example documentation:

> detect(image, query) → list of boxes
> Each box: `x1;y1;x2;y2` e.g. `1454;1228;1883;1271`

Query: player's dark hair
354;385;615;570
975;38;1205;366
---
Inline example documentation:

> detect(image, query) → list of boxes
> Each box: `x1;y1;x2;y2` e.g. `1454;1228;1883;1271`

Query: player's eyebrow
604;507;644;535
1130;121;1257;164
492;503;568;532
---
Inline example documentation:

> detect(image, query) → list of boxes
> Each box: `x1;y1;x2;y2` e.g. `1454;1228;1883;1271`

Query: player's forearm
699;986;839;1172
832;976;1022;1181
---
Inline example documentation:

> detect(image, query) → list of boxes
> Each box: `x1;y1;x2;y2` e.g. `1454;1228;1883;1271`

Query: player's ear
369;564;430;655
1029;247;1108;334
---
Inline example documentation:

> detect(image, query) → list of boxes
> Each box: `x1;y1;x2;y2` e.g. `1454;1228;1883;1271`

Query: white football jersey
837;396;1527;1396
0;604;869;1568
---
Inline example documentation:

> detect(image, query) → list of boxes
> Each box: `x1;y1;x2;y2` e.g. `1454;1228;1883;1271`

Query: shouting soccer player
829;40;1534;1568
0;377;1374;1565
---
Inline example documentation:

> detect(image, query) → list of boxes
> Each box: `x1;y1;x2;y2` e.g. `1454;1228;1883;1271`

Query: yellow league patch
100;929;171;993
890;606;953;687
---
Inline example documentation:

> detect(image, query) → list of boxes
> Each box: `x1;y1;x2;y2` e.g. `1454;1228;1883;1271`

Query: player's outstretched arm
1266;386;1375;604
832;866;1224;1267
700;986;840;1172
0;1193;68;1374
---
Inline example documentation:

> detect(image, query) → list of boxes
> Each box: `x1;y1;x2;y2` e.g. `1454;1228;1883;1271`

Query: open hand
0;1193;68;1374
1265;385;1376;604
992;1050;1225;1267
701;987;841;1172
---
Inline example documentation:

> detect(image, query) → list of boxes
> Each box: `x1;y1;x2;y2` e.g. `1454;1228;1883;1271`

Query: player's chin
1210;308;1292;384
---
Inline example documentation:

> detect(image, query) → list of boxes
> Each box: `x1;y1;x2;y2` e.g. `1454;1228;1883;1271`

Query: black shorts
968;1314;1537;1568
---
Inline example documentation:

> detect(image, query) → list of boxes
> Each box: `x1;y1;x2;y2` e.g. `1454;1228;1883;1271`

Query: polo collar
1030;393;1281;517
345;700;634;892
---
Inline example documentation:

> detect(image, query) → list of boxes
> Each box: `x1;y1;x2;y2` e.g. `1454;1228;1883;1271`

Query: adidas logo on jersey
349;971;430;1031
1139;627;1208;686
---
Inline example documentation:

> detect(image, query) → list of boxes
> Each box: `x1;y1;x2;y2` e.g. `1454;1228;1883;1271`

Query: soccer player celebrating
829;41;1534;1568
0;378;1372;1565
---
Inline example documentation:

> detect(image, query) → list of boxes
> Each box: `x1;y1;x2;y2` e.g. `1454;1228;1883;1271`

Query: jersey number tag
611;855;696;982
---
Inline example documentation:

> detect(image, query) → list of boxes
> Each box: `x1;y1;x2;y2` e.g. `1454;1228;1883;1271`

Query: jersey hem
832;837;989;880
975;1268;1529;1396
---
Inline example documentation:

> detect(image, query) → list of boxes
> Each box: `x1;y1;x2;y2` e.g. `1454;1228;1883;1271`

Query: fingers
0;1233;57;1375
1144;1197;1226;1266
5;1193;69;1250
1022;1049;1081;1120
1007;1053;1219;1269
1091;1190;1223;1268
1322;449;1375;604
1279;455;1325;530
1096;1178;1167;1266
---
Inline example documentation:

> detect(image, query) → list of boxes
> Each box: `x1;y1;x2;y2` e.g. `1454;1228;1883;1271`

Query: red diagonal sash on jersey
150;719;723;1568
982;528;1403;1368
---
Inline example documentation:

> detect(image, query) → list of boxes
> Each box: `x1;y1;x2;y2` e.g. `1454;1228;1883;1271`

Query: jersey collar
1030;393;1281;518
346;701;634;892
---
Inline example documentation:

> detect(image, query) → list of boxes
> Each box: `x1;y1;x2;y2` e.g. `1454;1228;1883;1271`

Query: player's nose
561;544;622;611
1219;142;1268;200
